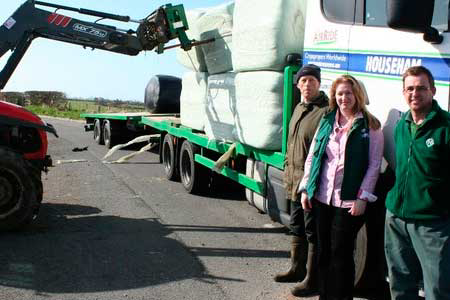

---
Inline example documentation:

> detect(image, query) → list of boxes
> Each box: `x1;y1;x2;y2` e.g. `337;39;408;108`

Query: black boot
291;243;318;297
273;235;307;283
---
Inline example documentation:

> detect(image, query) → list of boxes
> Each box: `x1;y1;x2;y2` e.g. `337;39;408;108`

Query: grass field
26;100;145;120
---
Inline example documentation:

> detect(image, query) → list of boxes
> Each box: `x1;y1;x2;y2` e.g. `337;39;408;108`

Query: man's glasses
404;86;431;94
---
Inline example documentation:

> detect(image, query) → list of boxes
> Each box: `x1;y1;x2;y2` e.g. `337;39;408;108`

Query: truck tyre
93;119;104;145
179;140;206;194
162;134;179;181
103;120;120;149
354;224;368;286
0;148;38;231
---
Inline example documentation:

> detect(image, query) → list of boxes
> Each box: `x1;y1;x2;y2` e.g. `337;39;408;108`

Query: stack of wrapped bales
176;9;208;73
179;2;234;131
178;0;306;150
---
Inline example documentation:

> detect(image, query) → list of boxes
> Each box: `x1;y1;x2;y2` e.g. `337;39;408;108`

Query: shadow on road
0;203;286;295
0;203;225;294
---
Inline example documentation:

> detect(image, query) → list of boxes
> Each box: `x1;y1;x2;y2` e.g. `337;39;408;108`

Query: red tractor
0;100;57;230
0;1;193;229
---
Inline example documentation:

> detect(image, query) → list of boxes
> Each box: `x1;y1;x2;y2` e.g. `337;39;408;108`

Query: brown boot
291;243;318;297
273;235;307;283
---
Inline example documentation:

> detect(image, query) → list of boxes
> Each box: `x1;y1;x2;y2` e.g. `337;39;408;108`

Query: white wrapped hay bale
204;73;237;142
180;72;208;131
232;0;306;72
176;9;207;72
197;2;234;75
234;71;284;150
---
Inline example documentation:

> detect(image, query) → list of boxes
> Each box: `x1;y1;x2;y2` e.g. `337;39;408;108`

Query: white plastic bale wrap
245;158;267;213
180;72;208;131
232;0;306;72
235;71;284;150
176;9;207;72
197;2;234;75
204;73;237;142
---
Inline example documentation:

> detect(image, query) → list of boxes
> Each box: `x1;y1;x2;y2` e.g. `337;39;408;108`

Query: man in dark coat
275;64;329;297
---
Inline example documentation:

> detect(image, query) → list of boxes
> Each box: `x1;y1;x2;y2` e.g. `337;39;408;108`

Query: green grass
26;100;146;120
26;105;85;120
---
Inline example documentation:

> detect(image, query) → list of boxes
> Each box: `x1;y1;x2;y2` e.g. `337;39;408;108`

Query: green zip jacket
305;109;369;201
386;100;450;220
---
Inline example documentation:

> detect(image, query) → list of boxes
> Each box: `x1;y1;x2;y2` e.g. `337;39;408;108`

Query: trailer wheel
103;120;120;149
0;148;38;231
93;119;104;145
354;224;368;286
162;134;178;181
179;140;206;194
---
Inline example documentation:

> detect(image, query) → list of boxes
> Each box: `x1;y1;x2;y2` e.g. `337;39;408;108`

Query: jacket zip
401;140;413;218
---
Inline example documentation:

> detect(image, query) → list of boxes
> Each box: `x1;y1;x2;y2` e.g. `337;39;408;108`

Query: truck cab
303;0;449;122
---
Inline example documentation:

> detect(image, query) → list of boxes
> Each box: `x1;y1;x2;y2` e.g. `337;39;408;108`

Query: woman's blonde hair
329;75;381;130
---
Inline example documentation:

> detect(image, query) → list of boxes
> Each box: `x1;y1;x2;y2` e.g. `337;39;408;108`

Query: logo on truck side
365;56;422;76
313;30;338;45
73;23;107;38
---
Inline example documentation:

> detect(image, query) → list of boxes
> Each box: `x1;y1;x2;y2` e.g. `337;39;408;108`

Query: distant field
27;99;145;120
68;100;144;112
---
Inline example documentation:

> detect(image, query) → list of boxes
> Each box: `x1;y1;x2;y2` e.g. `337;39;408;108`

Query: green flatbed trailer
81;66;299;202
136;66;298;217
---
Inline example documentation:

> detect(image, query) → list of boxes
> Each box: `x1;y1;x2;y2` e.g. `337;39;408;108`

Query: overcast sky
0;0;226;101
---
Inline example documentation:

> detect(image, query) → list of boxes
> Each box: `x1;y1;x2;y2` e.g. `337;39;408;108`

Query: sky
0;0;226;101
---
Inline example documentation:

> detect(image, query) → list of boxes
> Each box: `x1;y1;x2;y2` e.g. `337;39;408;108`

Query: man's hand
301;192;312;212
348;199;367;216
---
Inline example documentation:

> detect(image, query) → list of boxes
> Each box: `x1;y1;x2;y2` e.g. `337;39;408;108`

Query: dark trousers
385;210;450;300
290;200;316;244
313;200;365;300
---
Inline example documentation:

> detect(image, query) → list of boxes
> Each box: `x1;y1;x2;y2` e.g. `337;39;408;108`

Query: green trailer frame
140;65;299;196
80;66;299;196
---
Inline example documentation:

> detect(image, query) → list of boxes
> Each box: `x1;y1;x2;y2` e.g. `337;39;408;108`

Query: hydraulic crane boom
0;0;193;90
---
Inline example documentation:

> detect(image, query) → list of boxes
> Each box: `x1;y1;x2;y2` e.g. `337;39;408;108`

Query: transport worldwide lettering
365;56;422;75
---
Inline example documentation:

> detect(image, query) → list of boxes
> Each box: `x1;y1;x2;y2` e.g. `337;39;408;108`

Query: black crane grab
0;0;195;90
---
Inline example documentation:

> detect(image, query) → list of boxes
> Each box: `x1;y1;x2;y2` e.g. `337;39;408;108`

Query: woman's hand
300;192;312;212
348;199;367;216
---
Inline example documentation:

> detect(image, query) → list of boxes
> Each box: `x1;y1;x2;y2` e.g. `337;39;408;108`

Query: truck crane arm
0;0;192;90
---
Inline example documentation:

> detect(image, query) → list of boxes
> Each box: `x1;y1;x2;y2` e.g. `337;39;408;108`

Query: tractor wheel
93;119;104;145
0;148;38;231
162;134;178;181
103;120;121;149
179;140;207;194
28;165;43;217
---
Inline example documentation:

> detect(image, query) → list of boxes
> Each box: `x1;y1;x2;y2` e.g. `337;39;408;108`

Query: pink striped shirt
298;111;384;208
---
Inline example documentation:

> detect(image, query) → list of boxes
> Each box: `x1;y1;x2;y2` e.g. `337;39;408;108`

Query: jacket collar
334;110;363;132
405;99;440;125
301;91;329;109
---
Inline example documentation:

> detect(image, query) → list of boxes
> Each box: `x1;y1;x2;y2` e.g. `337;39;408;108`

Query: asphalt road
0;117;381;300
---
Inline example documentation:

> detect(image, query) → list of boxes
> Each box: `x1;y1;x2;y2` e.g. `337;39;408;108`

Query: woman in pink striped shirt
298;75;384;300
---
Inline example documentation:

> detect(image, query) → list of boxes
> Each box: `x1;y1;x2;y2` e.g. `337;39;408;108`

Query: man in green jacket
275;64;329;297
385;66;450;300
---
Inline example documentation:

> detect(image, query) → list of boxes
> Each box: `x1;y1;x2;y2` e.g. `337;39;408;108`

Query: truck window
322;0;356;24
324;0;449;30
366;0;449;29
432;0;449;31
365;0;387;26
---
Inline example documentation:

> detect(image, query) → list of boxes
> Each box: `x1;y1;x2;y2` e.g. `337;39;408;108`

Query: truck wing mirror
387;0;443;44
